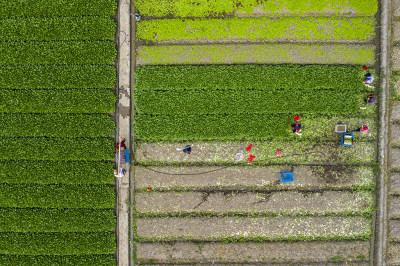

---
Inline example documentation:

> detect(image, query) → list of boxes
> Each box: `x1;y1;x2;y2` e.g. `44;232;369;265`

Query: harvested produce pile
0;0;117;264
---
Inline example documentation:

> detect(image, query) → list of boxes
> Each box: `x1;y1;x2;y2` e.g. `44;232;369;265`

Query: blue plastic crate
280;172;294;183
125;150;130;163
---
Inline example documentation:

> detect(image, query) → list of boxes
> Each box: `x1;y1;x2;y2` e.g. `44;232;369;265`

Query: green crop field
0;0;117;263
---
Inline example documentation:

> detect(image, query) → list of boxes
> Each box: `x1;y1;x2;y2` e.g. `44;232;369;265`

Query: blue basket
280;172;294;183
341;133;354;147
125;150;130;163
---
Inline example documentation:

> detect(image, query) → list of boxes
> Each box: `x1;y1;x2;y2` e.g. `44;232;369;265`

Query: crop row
0;255;115;265
0;17;115;41
135;114;291;140
136;43;375;66
0;65;115;89
0;232;115;255
134;89;359;115
0;114;115;137
0;41;116;65
135;65;365;91
0;89;116;113
0;161;114;185
135;0;378;17
0;138;114;161
137;17;375;42
135;140;375;164
134;112;375;140
0;208;115;232
0;184;115;208
0;0;117;18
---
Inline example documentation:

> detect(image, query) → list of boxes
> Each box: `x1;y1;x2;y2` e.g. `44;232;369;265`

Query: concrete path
117;0;131;265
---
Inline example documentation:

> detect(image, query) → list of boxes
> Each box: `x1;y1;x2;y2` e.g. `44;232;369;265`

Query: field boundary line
117;0;131;265
375;0;391;264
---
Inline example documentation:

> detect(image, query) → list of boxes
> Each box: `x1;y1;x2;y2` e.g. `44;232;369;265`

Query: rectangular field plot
135;0;378;17
136;43;375;66
134;165;375;191
135;140;375;164
136;241;370;264
136;217;371;241
135;191;372;216
137;17;375;43
0;255;115;265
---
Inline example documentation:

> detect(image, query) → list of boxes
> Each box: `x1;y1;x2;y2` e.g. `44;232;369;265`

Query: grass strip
135;191;373;216
135;0;378;17
0;0;117;18
0;232;115;255
0;184;115;208
0;208;115;232
0;17;115;41
135;65;365;91
137;17;375;42
135;217;372;241
135;114;291;140
0;41;116;65
0;65;115;89
136;43;375;66
135;140;375;164
0;255;115;265
0;138;114;161
0;89;116;113
0;114;115;137
135;89;359;115
0;161;114;184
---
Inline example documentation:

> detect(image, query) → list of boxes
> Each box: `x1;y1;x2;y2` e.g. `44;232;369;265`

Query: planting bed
135;140;375;164
133;0;378;264
136;241;369;264
136;44;375;66
0;0;117;263
136;217;371;241
134;165;375;191
135;191;372;215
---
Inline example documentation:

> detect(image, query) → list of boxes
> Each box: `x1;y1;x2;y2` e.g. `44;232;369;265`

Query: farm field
0;0;117;264
133;0;379;264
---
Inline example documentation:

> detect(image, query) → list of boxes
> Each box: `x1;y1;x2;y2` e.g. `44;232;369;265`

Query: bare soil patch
389;172;400;195
135;191;371;215
389;220;400;241
388;197;400;218
387;243;400;265
389;148;400;170
134;165;373;191
136;241;369;264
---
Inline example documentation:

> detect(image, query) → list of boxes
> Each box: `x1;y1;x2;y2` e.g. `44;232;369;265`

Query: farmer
360;94;376;109
116;139;126;150
351;125;369;133
363;73;374;87
177;145;192;154
291;115;302;135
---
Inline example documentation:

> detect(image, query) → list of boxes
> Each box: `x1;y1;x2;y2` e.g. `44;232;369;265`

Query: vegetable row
0;208;115;232
0;138;114;161
0;41;116;65
135;64;365;91
0;184;115;208
0;114;115;137
0;65;115;89
0;255;115;265
134;88;360;115
138;17;375;42
0;161;115;185
0;232;115;255
0;0;117;18
0;89;116;113
0;17;115;41
135;0;378;17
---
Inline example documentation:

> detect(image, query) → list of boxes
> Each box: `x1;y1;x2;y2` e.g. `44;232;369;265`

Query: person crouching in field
363;73;374;88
